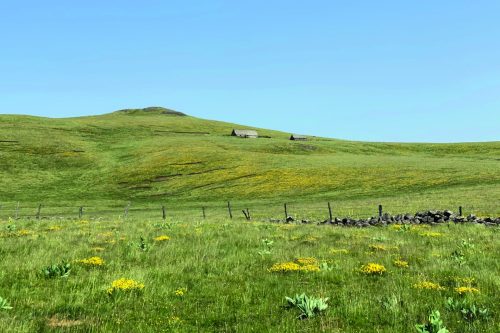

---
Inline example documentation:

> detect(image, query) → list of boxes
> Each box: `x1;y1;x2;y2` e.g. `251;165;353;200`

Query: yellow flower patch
369;244;388;251
174;287;187;297
268;257;321;273
393;259;409;268
17;229;32;236
360;263;386;275
107;278;144;295
413;281;446;291
295;257;319;266
455;286;480;295
78;256;105;267
154;235;171;242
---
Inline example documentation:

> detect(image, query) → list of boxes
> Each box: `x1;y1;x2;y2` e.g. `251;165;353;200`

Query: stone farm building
231;129;258;138
290;134;307;141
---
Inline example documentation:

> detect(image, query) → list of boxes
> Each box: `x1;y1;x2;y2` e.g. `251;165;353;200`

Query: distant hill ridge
114;106;186;116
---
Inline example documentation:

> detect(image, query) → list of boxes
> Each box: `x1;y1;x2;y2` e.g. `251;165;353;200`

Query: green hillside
0;107;499;216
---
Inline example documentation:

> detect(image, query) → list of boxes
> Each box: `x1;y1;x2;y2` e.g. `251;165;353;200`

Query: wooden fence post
328;202;333;222
242;208;251;220
378;204;383;218
124;202;131;220
227;201;233;219
162;205;166;220
202;207;206;219
284;203;288;220
459;206;463;217
36;204;42;220
79;206;84;219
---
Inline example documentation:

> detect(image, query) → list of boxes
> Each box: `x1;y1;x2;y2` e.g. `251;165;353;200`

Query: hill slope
0;107;499;215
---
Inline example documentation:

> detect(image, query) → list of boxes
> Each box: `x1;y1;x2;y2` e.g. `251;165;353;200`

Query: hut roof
232;129;258;138
290;134;307;140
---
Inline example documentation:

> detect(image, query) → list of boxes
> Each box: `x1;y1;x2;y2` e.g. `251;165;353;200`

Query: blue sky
1;1;499;142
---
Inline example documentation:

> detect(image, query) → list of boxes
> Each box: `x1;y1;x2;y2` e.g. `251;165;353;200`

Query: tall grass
0;215;498;332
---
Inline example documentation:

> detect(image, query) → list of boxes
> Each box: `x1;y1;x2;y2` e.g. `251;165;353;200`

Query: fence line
0;200;497;221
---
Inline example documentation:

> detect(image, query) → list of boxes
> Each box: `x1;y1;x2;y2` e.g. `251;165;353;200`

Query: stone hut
290;134;307;141
231;129;258;138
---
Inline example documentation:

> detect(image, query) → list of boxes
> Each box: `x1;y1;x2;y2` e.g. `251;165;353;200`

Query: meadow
0;107;499;215
0;215;498;332
0;107;499;332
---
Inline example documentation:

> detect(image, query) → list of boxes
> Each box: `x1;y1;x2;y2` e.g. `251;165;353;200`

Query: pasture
0;108;499;332
0;215;498;332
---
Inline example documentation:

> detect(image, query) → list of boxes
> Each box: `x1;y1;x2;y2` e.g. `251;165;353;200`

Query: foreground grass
0;217;498;332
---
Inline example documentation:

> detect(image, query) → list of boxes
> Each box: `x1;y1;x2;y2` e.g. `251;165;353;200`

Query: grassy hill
0;107;499;217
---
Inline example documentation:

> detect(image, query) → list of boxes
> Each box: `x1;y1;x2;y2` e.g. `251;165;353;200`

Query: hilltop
0;107;499;216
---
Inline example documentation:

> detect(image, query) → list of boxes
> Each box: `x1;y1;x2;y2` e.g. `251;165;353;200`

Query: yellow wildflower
268;259;321;273
107;278;144;295
393;259;409;268
78;256;105;267
360;263;386;275
369;244;387;251
300;264;321;272
413;281;446;291
268;262;301;273
17;229;32;236
295;257;319;266
154;235;171;242
174;288;187;297
48;226;62;231
455;286;480;295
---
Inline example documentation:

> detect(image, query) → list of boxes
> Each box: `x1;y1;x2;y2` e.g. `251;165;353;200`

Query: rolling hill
0;107;499;216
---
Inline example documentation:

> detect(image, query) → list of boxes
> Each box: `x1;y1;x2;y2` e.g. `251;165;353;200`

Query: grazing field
0;107;499;216
0;216;498;332
0;107;499;332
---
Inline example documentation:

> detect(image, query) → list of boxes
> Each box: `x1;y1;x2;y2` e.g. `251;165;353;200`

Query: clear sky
1;1;499;142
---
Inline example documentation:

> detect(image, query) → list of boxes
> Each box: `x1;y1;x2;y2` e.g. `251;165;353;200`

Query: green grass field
0;217;498;332
0;107;499;332
0;107;499;217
